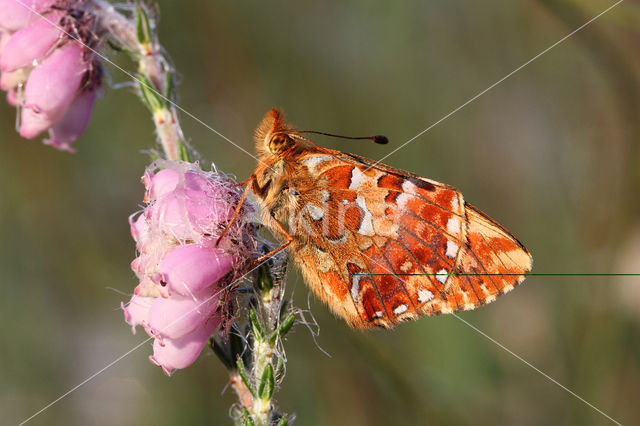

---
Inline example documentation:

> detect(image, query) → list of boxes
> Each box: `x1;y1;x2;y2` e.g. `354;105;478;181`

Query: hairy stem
212;262;294;425
90;0;186;160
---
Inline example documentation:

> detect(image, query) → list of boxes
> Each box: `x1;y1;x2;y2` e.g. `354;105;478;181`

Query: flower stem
90;0;187;161
212;261;294;425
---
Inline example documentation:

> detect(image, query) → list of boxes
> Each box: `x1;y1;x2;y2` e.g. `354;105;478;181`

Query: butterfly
231;108;532;329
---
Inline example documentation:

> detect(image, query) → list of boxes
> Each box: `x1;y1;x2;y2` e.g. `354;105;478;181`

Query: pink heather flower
20;42;86;137
0;1;102;151
0;12;63;72
0;30;10;54
122;161;257;376
150;317;220;376
43;85;99;152
146;291;220;340
0;0;55;32
159;245;234;296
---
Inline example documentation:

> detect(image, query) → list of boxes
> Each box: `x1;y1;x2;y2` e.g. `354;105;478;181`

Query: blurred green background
2;0;640;424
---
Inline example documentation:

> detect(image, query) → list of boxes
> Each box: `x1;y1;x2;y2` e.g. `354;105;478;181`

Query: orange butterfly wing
286;149;532;329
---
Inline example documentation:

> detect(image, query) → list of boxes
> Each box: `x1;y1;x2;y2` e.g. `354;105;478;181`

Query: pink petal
149;190;231;241
0;0;55;32
0;30;10;55
129;211;151;247
149;316;219;375
159;245;233;296
121;295;155;334
144;168;179;202
147;292;219;339
20;42;87;138
43;87;98;152
183;171;212;193
0;12;63;72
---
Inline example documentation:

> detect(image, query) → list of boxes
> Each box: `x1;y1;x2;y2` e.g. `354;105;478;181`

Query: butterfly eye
268;134;293;153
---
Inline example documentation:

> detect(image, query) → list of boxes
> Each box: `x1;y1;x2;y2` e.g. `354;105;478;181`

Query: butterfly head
255;108;297;158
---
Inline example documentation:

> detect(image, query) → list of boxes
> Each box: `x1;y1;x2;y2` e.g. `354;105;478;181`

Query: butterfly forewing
251;109;532;329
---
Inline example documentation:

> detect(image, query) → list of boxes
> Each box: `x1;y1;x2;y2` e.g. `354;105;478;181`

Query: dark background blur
2;1;640;425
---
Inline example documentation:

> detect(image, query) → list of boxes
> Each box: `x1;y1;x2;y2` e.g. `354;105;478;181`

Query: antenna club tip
373;135;389;144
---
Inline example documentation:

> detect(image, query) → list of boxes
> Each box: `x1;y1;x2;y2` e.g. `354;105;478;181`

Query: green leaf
279;299;289;323
177;141;190;162
137;74;163;113
258;363;274;400
236;358;256;398
276;415;289;426
249;308;264;341
241;407;254;426
278;314;295;337
163;73;175;107
135;5;152;47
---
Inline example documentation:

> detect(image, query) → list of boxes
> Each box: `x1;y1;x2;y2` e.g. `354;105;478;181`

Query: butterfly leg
248;217;294;270
216;175;254;246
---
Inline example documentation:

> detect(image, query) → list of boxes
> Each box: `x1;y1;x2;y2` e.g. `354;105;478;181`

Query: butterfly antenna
296;130;388;145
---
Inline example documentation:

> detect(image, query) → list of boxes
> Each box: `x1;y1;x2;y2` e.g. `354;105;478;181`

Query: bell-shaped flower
158;244;234;296
43;87;99;152
122;295;154;334
143;168;179;202
147;292;219;340
20;42;86;138
0;12;63;72
122;161;258;375
150;317;220;376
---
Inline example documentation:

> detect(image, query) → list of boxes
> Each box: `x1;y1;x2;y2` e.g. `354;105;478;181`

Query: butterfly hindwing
285;149;531;328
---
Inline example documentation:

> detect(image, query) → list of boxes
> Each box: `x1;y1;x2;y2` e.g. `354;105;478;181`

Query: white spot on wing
374;311;383;318
321;190;330;202
393;304;408;315
349;167;366;190
446;240;459;258
436;269;448;284
303;155;333;172
355;195;375;236
402;180;418;194
418;289;434;303
307;203;324;221
447;217;461;234
451;195;459;210
397;193;412;209
351;274;361;303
